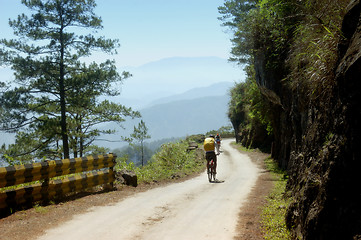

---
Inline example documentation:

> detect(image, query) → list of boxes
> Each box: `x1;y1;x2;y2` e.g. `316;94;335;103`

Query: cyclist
204;134;217;176
215;133;221;154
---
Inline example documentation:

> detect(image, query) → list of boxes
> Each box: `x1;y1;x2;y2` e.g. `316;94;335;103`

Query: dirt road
37;139;260;240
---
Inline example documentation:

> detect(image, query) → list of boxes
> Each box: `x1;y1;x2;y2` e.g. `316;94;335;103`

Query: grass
34;204;48;214
261;158;291;240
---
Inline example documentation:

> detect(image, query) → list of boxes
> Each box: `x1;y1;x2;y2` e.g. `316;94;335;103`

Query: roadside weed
261;158;291;240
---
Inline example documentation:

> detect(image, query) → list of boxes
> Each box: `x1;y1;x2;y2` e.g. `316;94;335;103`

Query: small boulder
187;142;198;152
116;170;138;187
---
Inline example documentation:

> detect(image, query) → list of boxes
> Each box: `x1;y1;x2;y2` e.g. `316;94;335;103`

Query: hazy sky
0;0;233;67
0;0;241;147
0;0;244;108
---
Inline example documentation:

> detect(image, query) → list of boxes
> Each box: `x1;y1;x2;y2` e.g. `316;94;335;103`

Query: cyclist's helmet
209;134;215;138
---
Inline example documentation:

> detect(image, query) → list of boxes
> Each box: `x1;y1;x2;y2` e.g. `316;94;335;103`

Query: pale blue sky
0;0;233;67
0;0;242;147
0;0;244;108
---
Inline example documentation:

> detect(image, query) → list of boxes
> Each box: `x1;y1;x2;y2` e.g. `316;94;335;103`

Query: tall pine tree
0;0;138;161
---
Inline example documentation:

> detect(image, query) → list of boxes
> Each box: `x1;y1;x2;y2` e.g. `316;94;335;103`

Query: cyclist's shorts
206;152;217;162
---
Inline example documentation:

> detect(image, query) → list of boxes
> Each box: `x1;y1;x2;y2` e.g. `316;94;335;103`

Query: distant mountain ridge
146;81;234;107
140;94;230;140
116;56;243;109
93;94;230;150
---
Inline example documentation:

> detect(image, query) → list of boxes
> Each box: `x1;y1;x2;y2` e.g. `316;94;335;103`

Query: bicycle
207;157;216;182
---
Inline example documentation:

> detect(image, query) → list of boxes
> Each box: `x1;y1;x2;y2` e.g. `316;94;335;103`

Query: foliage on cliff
227;66;272;151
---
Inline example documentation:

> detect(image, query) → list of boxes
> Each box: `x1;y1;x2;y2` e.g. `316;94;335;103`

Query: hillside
92;81;233;150
140;95;230;139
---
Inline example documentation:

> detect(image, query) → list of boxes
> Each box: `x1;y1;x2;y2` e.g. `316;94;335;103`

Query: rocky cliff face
255;0;361;239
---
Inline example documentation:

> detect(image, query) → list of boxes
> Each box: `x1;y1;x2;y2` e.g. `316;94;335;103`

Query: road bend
37;139;260;240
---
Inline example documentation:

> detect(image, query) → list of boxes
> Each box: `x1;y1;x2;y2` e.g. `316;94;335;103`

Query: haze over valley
1;56;243;151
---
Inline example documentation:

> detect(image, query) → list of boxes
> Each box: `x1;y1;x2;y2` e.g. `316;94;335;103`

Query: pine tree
0;0;139;160
129;120;151;167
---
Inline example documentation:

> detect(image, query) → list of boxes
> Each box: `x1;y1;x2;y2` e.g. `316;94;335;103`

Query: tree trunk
231;121;240;143
59;20;69;159
141;141;144;166
80;135;84;157
59;69;69;159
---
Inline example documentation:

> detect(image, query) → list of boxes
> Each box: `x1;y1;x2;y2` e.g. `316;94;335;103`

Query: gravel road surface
37;139;260;240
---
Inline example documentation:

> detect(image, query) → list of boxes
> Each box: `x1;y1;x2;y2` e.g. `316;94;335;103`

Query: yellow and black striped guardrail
0;153;116;210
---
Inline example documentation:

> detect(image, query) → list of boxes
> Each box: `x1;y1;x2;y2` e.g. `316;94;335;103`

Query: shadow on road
210;180;225;183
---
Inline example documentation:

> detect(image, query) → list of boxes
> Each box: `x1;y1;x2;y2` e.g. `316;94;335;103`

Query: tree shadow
0;185;116;219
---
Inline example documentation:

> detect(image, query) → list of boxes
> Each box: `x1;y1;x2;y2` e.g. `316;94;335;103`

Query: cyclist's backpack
204;137;215;151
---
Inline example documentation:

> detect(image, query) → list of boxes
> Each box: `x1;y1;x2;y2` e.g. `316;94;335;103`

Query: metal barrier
0;153;116;210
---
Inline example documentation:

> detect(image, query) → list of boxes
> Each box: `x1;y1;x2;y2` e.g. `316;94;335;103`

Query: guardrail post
109;153;115;189
41;159;50;204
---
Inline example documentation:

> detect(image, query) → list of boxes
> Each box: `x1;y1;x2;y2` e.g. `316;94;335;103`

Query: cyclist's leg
206;153;211;173
206;153;213;182
211;151;217;174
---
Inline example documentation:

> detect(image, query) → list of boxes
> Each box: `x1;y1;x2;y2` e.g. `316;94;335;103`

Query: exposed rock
187;142;198;152
116;170;138;187
285;1;361;239
251;0;361;238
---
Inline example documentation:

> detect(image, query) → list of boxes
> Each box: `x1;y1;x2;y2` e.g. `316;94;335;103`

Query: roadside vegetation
114;127;233;184
115;137;205;184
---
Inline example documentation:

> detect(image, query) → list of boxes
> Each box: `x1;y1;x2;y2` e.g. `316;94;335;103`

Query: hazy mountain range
148;81;232;106
113;56;243;109
0;56;242;151
0;82;233;151
94;81;233;150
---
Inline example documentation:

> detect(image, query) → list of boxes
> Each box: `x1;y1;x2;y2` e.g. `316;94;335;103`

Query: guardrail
0;153;116;211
